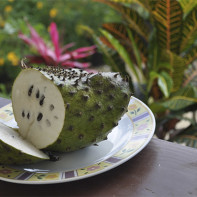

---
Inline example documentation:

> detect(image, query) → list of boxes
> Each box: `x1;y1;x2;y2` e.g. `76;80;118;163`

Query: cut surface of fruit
12;66;131;152
0;123;49;165
12;69;65;149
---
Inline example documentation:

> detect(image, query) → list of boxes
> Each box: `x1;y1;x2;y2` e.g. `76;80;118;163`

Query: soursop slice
0;123;49;165
12;66;131;152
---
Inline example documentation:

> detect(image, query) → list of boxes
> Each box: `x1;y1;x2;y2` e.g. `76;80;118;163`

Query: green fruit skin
45;73;131;152
0;140;47;165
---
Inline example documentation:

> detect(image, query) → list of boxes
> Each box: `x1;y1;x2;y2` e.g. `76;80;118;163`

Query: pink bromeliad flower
18;22;96;69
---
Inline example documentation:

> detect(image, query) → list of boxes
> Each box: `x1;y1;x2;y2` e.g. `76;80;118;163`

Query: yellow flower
0;21;5;28
8;0;14;2
7;52;19;66
49;8;58;18
0;58;4;66
36;2;43;9
4;5;12;13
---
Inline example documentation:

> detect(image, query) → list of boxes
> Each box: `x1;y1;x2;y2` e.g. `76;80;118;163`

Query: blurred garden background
0;0;120;97
1;0;197;147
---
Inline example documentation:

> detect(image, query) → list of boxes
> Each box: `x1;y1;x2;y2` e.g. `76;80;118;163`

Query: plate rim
0;96;155;184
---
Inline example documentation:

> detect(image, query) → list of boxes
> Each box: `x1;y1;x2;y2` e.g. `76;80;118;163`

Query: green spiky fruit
0;123;49;165
12;66;131;152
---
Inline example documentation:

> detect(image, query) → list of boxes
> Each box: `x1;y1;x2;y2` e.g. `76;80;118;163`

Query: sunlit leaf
178;0;197;18
161;85;197;110
100;29;142;82
102;23;148;63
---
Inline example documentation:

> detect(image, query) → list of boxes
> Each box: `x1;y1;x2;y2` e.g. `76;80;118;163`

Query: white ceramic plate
0;96;155;184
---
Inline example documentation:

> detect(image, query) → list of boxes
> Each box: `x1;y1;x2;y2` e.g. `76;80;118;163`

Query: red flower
19;22;96;69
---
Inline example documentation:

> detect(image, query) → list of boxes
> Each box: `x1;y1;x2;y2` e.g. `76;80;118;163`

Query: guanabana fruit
0;123;49;165
12;65;131;152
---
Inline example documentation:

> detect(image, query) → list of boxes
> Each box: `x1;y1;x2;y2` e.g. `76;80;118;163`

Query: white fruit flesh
12;69;65;149
0;123;49;159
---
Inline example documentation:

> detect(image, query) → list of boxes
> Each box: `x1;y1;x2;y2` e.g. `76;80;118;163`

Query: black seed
78;134;84;139
68;125;73;131
101;123;104;129
82;95;89;101
36;90;40;98
124;75;129;82
28;85;34;96
89;115;94;121
121;107;125;112
22;111;25;117
114;73;119;78
113;122;118;127
66;103;70;110
27;112;30;119
37;113;43;121
50;104;54;111
108;105;113;111
40;95;45;106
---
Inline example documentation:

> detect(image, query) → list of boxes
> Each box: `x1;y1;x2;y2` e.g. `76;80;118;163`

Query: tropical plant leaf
107;0;156;12
77;25;120;72
183;63;197;87
184;44;197;65
160;50;186;91
161;85;197;111
153;0;183;54
94;0;150;41
181;6;197;52
102;23;148;62
148;71;172;98
159;71;173;96
100;29;144;82
178;0;197;18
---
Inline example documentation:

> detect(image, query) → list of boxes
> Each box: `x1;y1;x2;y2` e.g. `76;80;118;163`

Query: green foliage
0;0;120;97
153;0;183;54
90;0;197;147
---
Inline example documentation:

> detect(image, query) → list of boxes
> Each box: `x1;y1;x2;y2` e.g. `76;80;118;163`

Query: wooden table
0;97;197;197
